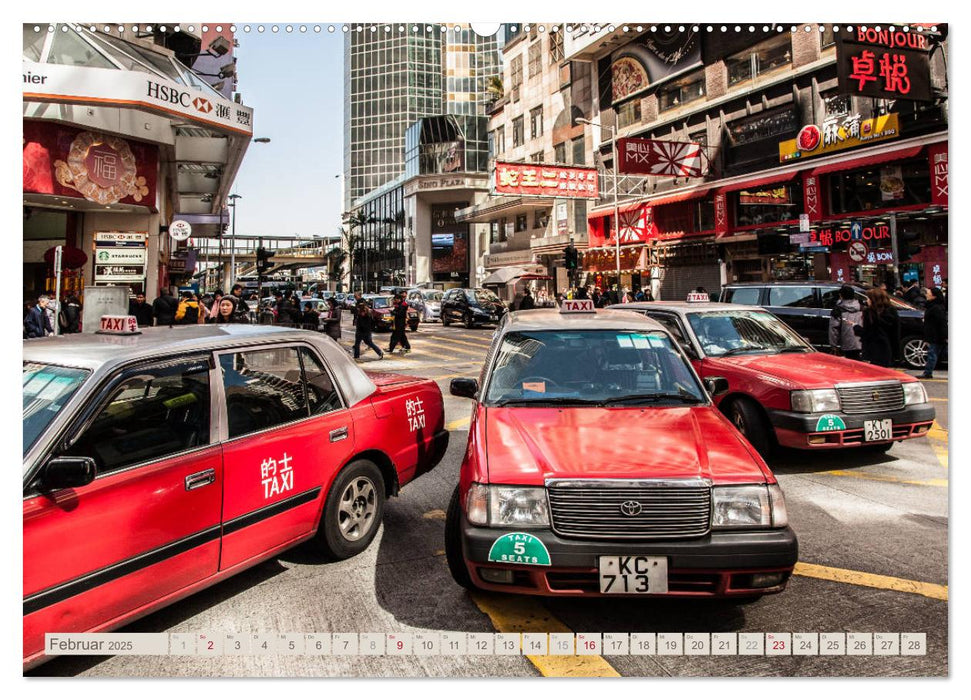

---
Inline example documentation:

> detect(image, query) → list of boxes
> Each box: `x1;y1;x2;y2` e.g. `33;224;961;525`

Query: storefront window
617;99;642;128
734;181;803;228
828;159;931;215
726;34;792;86
728;109;798;146
658;71;706;112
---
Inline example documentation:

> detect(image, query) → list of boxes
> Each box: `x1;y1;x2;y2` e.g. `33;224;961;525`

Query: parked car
445;304;797;599
363;294;420;332
407;288;444;323
719;281;928;369
440;288;507;328
613;300;934;457
22;323;448;669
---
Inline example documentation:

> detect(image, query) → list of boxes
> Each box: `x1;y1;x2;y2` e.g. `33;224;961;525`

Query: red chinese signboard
617;138;705;177
713;192;729;236
23;121;158;209
928;142;948;207
803;175;822;222
836;28;933;102
494;161;600;199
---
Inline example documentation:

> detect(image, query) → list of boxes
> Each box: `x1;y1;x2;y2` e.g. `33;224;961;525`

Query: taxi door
23;357;222;660
215;344;356;571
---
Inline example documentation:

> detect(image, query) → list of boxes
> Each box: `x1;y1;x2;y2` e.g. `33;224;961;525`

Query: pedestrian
207;295;249;324
608;284;620;305
620;287;632;303
230;284;251;316
153;287;179;326
903;279;926;310
855;287;901;368
302;301;321;330
276;290;300;326
518;288;535;310
387;294;412;354
920;287;947;378
575;286;589;300
591;287;602;308
24;295;54;338
828;284;863;361
353;297;384;361
174;291;202;325
128;292;154;328
59;294;82;334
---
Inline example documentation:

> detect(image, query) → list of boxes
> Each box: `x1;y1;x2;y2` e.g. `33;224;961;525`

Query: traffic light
897;229;921;262
256;246;275;274
564;244;579;270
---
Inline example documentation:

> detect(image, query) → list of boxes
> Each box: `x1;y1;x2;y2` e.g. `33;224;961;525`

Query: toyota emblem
620;501;643;517
872;391;881;401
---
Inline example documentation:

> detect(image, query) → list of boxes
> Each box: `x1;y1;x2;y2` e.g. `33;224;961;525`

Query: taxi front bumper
767;403;935;448
460;514;797;597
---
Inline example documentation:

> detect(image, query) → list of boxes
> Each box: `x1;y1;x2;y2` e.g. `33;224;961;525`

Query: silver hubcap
904;339;928;368
338;477;377;542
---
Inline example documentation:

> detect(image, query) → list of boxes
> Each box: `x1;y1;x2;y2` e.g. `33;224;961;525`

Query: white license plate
864;418;893;442
598;556;668;594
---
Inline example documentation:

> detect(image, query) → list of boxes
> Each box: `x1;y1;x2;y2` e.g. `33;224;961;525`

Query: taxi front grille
836;382;904;414
546;479;711;540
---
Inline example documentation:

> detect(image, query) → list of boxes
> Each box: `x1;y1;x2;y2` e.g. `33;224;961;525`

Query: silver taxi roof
504;308;668;333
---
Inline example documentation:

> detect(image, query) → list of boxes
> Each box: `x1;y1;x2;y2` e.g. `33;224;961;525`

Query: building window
531;151;544;163
530;106;544;139
616;99;642;129
528;42;542;80
572;136;585;165
499;217;508;242
554;142;567;164
726;34;792;86
512;116;525;147
733;181;803;227
828;160;931;215
549;27;563;63
516;214;528;232
658;71;706;112
534;208;550;229
820;26;836;49
510;55;523;102
490;221;500;244
573;200;587;238
495;125;505;154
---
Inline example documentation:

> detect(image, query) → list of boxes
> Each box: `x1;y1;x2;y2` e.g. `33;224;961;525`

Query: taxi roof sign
98;315;141;335
686;292;711;303
559;299;595;313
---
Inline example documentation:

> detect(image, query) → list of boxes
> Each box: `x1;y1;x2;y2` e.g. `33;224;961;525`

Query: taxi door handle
185;468;216;491
330;427;349;443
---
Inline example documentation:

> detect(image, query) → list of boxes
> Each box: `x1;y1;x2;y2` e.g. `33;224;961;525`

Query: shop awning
588;200;644;217
718;171;799;194
648;186;712;207
455;196;556;223
808;145;926;177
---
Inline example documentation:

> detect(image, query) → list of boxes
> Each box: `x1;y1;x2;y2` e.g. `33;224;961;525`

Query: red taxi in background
611;297;935;457
445;300;797;599
23;321;448;668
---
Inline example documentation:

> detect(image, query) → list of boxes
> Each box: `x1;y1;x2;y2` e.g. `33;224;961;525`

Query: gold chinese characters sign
779;113;900;163
494;161;600;200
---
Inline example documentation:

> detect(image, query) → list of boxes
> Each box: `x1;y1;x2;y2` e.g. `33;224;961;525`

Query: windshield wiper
491;397;601;407
599;391;704;406
720;345;773;356
777;346;812;353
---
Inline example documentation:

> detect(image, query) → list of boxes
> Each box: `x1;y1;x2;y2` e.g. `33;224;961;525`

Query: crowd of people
511;283;656;311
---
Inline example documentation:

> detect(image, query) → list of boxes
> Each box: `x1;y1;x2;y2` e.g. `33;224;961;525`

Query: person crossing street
353;296;384;361
387;293;412;355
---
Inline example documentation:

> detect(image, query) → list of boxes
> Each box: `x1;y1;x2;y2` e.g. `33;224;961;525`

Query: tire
409;321;419;332
901;336;928;370
727;398;774;459
445;485;476;590
464;312;475;329
315;460;385;560
441;312;451;327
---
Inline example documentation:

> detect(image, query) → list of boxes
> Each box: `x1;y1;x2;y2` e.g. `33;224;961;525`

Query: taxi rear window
23;363;89;457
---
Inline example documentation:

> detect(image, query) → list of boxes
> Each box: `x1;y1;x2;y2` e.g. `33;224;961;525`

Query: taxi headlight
790;389;841;413
903;382;927;406
382;314;393;321
711;485;771;528
465;483;490;526
488;486;550;528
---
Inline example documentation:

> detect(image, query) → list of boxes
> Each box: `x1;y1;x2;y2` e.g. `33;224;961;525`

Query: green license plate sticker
815;414;847;432
487;532;551;566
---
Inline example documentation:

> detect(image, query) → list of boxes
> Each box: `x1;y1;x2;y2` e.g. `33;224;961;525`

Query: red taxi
444;301;797;599
23;322;448;668
611;299;935;457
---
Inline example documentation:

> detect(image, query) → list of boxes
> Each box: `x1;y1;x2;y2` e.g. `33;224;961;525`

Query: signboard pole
889;212;900;288
53;245;63;336
612;129;621;285
257;236;263;319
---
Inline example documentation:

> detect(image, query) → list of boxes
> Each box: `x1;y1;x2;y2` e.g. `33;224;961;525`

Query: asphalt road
30;319;948;678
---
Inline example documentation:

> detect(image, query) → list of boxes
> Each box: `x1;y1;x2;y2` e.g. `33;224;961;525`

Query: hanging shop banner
598;27;701;106
928;142;948;207
713;192;729;236
835;29;933;102
803;175;822;222
23;121;158;208
94;231;147;285
617;138;705;177
494;162;600;199
94;232;148;246
23;60;254;135
779;114;900;163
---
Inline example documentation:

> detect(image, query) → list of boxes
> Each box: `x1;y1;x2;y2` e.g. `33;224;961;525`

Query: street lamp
577;118;621;286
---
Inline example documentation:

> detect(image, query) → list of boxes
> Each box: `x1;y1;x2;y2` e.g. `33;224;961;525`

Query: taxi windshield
23;363;89;457
371;297;392;309
687;310;810;357
484;330;706;406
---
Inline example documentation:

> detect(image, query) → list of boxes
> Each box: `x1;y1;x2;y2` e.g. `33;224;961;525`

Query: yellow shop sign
779;113;900;163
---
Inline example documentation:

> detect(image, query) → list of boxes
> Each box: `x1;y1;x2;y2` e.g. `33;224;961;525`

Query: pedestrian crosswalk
342;324;493;368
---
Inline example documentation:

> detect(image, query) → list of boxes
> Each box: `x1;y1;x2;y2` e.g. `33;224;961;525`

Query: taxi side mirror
704;377;730;397
40;456;97;491
450;378;479;400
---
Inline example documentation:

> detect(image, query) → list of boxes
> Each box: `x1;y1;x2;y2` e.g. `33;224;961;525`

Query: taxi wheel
442;314;451;327
445;486;476;590
409;321;420;332
317;460;385;560
728;398;774;458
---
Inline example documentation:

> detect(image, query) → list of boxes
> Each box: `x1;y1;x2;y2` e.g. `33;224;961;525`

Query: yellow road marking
822;470;947;488
918;378;948;383
928;420;948;441
430;371;476;381
932;444;948;469
422;509;446;520
446;416;471;431
928;397;948;402
412;339;487;356
471;593;621;677
793;562;947;601
427;335;493;350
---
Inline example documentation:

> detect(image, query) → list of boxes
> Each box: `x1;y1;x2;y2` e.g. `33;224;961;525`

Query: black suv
440;288;506;328
719;282;929;369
